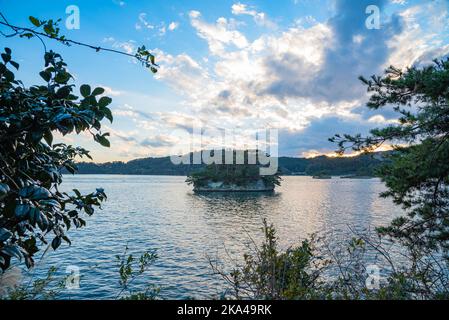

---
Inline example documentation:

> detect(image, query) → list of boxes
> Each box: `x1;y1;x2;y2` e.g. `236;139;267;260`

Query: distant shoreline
71;151;387;177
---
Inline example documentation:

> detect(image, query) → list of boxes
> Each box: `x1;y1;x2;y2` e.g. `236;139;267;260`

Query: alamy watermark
365;264;381;290
365;5;381;30
65;5;80;30
65;265;80;290
169;125;279;175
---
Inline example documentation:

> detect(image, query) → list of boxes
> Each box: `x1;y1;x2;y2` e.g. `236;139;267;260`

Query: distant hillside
74;151;388;176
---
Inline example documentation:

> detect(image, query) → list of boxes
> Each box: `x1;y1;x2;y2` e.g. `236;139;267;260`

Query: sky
1;0;449;162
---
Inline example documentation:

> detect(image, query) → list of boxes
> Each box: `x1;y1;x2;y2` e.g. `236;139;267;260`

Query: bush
0;48;111;271
212;221;449;300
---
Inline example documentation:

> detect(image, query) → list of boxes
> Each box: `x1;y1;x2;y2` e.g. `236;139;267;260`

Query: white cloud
135;13;155;31
98;2;449;160
103;37;136;54
231;3;276;28
386;2;449;69
155;51;210;100
168;21;179;31
189;10;249;55
98;85;123;96
391;0;407;5
368;115;398;125
152;21;338;134
189;10;201;19
352;34;365;44
136;13;175;37
294;15;318;27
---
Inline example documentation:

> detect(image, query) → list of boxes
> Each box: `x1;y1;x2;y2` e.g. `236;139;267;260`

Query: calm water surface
29;175;402;299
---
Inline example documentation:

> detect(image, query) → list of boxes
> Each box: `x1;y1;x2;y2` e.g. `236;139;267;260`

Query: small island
186;150;281;192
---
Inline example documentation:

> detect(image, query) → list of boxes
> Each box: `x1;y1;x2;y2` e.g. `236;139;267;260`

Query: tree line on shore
73;151;385;177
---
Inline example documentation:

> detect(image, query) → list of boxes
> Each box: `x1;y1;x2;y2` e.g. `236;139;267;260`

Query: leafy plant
0;47;111;271
212;221;449;300
186;150;281;189
210;220;331;299
0;14;158;72
1;12;157;273
115;246;160;300
331;59;449;259
4;266;67;300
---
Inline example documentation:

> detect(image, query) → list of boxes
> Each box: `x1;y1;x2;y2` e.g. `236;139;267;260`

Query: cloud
103;37;136;54
231;3;276;28
98;85;123;96
135;13;154;30
168;21;179;31
385;2;449;69
113;104;154;120
294;15;318;27
154;111;202;133
189;10;249;55
135;13;170;36
155;52;210;101
151;2;402;142
189;10;201;19
391;0;407;5
104;125;139;143
367;115;398;124
140;135;177;148
307;0;403;103
101;1;448;160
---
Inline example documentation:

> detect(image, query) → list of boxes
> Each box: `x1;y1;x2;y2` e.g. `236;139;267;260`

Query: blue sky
1;0;448;162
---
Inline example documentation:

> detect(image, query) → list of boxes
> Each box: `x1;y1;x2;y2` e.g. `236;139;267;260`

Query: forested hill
74;152;388;176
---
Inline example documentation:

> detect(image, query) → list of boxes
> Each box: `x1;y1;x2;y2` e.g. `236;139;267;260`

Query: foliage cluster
186;150;282;188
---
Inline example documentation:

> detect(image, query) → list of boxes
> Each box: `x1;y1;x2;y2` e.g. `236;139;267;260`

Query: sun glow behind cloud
39;0;449;163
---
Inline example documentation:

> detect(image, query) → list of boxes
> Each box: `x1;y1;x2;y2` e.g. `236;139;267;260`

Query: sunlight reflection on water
29;175;402;299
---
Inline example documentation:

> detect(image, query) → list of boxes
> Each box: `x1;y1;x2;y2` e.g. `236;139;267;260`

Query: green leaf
80;84;91;97
20;32;34;39
56;86;71;98
62;236;72;246
98;96;112;108
2;53;11;63
99;136;111;148
54;71;70;84
9;60;19;70
19;186;51;200
104;108;113;123
43;24;53;35
28;207;41;227
29;16;41;27
15;204;30;219
39;70;51;82
95;133;111;147
36;212;48;232
4;70;14;82
92;87;105;96
43;130;53;146
51;236;62;250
